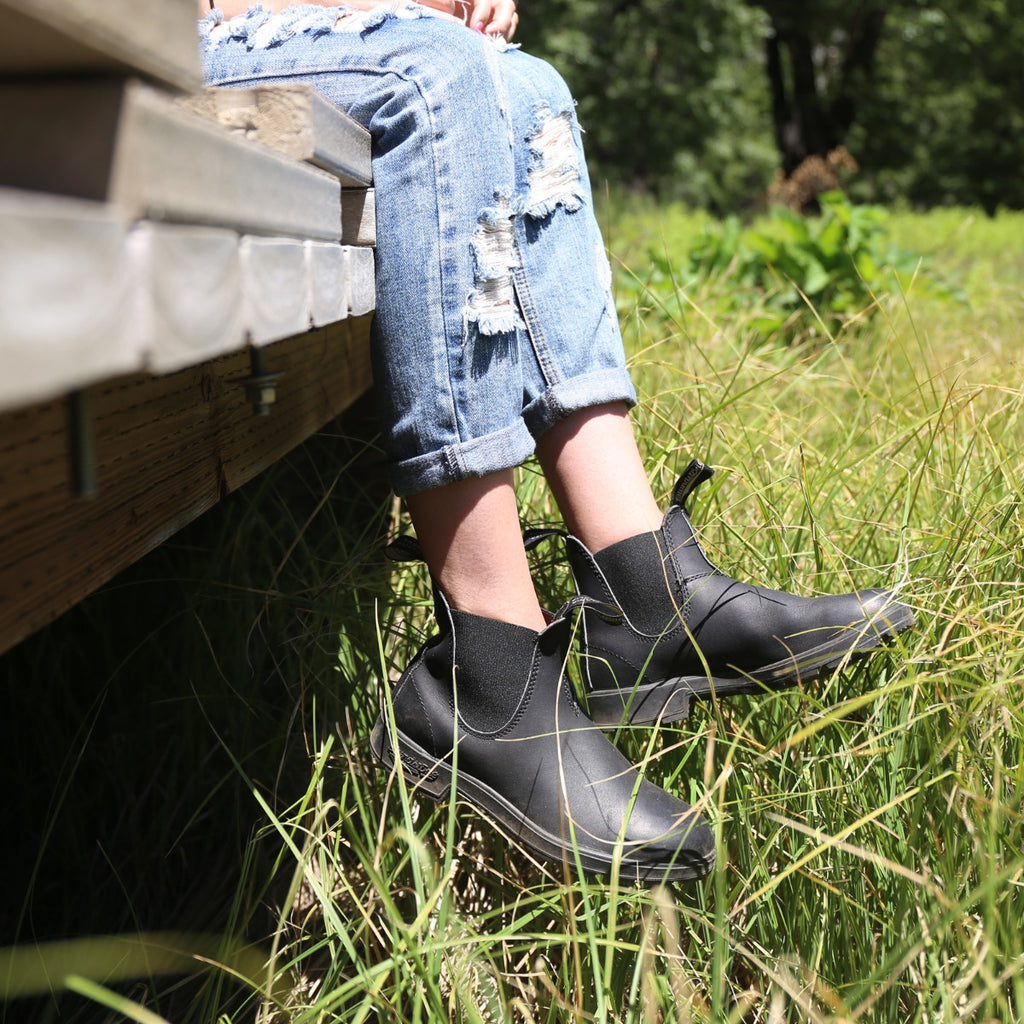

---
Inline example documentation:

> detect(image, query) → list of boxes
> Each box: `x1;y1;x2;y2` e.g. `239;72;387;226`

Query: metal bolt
237;347;283;416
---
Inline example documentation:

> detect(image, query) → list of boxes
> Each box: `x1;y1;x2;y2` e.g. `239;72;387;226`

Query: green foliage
850;0;1024;212
622;192;964;343
4;210;1024;1022
516;0;777;210
518;0;1023;211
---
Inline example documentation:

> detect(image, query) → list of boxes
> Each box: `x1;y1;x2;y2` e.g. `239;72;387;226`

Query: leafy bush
625;192;965;342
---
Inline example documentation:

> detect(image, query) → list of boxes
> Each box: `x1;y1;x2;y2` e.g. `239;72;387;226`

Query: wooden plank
240;236;311;346
306;241;348;328
180;84;372;187
0;317;374;655
345;246;377;317
0;0;200;92
0;188;140;411
129;222;246;373
0;79;341;240
342;187;377;246
180;84;376;243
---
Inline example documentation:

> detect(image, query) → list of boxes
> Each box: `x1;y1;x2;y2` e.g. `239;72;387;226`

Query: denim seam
306;59;469;449
511;261;561;392
443;446;462;481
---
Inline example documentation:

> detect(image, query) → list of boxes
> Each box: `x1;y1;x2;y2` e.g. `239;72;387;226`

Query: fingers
469;0;518;40
416;0;468;22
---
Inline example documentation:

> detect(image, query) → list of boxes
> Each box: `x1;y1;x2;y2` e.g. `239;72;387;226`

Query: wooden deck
0;0;377;654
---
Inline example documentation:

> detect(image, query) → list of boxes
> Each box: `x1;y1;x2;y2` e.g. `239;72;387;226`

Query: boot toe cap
623;816;716;881
615;780;716;880
856;589;916;634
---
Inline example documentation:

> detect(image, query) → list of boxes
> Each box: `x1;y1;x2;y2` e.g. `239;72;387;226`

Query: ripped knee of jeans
463;197;524;336
524;106;585;219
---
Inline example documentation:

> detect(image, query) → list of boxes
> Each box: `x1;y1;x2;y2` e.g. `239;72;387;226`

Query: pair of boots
370;461;914;883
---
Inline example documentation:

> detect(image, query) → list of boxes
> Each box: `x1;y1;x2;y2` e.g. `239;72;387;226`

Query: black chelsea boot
531;459;915;727
370;588;716;882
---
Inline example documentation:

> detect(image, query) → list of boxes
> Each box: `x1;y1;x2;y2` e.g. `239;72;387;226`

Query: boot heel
369;717;452;800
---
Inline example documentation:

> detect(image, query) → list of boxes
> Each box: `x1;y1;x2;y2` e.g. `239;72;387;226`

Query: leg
406;471;546;632
534;401;662;552
544;451;916;726
199;10;714;878
202;10;542;495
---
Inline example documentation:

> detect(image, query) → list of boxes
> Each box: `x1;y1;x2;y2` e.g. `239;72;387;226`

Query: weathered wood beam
0;188;137;410
181;83;377;246
0;0;200;91
341;188;377;248
0;78;341;239
180;84;372;187
0;189;377;404
0;318;374;655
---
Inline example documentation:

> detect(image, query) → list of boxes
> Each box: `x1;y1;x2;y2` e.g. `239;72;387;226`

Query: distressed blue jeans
200;4;636;495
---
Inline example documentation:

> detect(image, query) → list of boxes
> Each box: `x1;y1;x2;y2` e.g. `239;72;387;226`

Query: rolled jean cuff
389;419;538;497
523;367;638;440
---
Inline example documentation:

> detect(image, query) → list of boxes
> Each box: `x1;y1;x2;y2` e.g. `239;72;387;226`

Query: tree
516;0;776;210
850;0;1024;212
748;0;888;175
517;0;1024;211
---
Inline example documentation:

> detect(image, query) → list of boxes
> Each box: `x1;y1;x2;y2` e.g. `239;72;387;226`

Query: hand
414;0;473;23
467;0;518;40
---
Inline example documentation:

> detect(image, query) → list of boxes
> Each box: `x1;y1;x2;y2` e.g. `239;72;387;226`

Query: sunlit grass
2;206;1023;1022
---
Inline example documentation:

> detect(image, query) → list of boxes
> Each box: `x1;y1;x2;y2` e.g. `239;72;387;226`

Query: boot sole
589;602;917;728
369;718;716;883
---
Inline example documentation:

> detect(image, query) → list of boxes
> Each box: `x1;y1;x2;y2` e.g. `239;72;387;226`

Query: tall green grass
2;207;1022;1022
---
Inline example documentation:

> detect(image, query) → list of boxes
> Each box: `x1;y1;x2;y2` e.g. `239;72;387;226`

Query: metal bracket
68;388;98;498
236;347;283;416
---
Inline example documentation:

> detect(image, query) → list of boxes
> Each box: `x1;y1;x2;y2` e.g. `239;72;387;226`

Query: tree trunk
830;5;888;138
756;1;887;176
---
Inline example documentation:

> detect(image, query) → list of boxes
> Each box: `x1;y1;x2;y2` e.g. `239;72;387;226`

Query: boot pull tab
671;459;715;511
384;535;453;632
550;594;623;627
523;526;567;552
385;533;425;563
